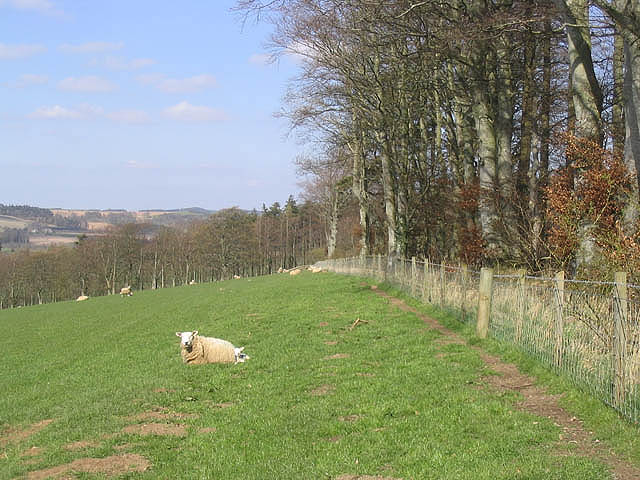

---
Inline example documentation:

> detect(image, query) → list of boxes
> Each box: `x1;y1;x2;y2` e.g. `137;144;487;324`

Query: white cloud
249;53;272;66
136;73;165;86
59;42;124;54
138;74;218;93
92;55;155;71
58;76;116;92
0;0;56;14
28;103;102;119
28;104;151;123
125;160;156;169
4;73;48;88
0;43;46;59
163;101;227;122
106;109;151;124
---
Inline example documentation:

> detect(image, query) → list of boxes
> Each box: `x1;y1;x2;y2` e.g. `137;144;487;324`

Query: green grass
0;272;629;479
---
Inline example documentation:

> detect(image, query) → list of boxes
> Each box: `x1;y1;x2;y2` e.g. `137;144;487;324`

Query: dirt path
371;286;640;480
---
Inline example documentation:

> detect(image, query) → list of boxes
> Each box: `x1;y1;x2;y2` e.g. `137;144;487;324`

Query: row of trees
237;0;640;278
0;199;345;309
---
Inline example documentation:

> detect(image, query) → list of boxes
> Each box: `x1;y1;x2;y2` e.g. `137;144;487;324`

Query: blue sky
0;0;303;211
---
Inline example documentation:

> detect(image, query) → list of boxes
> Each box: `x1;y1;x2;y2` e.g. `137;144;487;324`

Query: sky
0;0;304;211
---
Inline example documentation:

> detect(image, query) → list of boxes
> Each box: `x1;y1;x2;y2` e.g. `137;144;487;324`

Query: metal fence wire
316;256;640;424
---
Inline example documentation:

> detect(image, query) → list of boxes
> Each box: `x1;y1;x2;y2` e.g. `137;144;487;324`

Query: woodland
2;0;640;307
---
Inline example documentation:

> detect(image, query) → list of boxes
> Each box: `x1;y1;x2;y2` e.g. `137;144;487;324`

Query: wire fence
315;255;640;424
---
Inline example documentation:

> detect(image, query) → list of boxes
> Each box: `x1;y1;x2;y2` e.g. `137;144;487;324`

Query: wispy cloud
106;109;151;124
0;0;58;14
125;160;157;169
28;103;103;120
0;43;46;59
4;73;48;88
163;101;227;122
28;104;150;124
58;75;116;92
248;53;272;66
58;42;124;54
91;55;155;71
138;74;218;93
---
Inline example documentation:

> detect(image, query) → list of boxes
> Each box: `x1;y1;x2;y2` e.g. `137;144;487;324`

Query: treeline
237;0;640;279
0;199;343;308
0;204;53;219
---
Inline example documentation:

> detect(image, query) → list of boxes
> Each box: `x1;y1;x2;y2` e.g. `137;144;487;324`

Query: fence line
315;255;640;424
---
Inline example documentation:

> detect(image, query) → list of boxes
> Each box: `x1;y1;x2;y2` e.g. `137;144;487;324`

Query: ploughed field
0;271;632;479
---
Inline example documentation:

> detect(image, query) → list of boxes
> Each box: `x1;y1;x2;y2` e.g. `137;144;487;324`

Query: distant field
0;215;30;229
0;272;637;479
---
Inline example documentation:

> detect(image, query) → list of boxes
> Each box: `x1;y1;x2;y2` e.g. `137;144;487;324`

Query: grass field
0;272;637;479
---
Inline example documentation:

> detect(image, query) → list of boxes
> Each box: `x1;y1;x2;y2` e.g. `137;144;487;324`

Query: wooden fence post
515;269;526;343
554;271;565;368
411;257;417;297
423;261;429;302
613;271;628;408
461;264;468;322
439;262;445;306
476;267;493;339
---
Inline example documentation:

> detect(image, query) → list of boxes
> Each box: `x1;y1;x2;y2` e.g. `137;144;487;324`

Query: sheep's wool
181;335;237;364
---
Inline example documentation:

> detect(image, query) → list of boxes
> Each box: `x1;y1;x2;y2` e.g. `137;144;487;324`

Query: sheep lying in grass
76;295;89;302
289;269;301;276
176;331;249;365
120;286;133;297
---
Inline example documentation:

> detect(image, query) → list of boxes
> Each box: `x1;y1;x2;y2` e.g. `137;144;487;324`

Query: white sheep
233;275;241;279
289;269;301;276
76;295;89;302
189;280;197;285
175;331;249;365
120;286;133;297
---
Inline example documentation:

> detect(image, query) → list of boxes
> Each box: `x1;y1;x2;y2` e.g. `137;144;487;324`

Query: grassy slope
0;272;626;479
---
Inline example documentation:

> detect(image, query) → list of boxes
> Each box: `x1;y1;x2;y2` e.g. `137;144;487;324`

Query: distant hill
0;204;215;251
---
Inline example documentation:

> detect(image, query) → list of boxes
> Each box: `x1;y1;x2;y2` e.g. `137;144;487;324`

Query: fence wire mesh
316;256;640;424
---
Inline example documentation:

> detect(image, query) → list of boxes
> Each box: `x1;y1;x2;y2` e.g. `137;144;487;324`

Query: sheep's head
176;331;198;350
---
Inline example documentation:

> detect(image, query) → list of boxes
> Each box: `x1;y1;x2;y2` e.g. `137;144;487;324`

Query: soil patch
325;341;338;345
121;423;187;437
198;427;217;434
319;321;330;327
125;408;198;422
335;476;402;480
338;415;363;422
323;353;351;360
371;286;640;480
310;384;335;396
63;440;100;451
0;419;54;447
20;446;43;457
26;453;150;479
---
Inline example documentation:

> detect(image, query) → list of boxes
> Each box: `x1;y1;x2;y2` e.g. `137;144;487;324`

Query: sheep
233;275;241;279
175;331;249;365
120;286;133;297
289;269;301;276
189;280;196;285
277;267;283;274
311;266;323;273
76;295;89;302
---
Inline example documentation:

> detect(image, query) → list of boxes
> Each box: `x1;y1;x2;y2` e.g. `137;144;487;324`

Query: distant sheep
233;275;241;279
120;286;133;297
176;331;249;365
277;267;283;273
289;269;301;276
76;295;89;302
189;280;197;285
311;266;323;273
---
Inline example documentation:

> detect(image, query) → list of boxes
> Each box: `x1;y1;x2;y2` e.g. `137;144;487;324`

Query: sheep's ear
175;332;181;337
193;330;198;336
